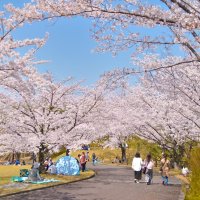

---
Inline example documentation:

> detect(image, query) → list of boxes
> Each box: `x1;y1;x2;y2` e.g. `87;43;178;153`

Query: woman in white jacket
132;152;143;183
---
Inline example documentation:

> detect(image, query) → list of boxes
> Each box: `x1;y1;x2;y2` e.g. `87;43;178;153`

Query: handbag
143;166;147;174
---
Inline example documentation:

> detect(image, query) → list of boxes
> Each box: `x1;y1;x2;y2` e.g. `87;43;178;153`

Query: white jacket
132;157;143;171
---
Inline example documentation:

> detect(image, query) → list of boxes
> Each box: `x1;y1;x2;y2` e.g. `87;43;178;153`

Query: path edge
0;170;96;198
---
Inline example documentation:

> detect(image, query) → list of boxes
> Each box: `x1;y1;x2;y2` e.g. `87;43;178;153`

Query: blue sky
24;17;133;84
1;0;133;85
1;0;182;85
33;17;132;84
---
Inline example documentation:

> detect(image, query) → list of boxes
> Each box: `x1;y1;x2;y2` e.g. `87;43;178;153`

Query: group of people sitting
112;156;122;164
44;157;57;174
5;159;26;166
44;158;53;171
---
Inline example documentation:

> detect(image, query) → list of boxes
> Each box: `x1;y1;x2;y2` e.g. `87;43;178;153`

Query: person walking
160;154;170;185
92;153;96;166
85;151;89;162
182;166;189;177
143;154;154;185
66;149;70;156
132;152;143;183
76;154;81;170
80;152;86;172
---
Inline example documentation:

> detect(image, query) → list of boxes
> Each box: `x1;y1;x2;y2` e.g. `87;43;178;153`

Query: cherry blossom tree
88;0;200;71
0;70;113;168
0;1;50;102
1;0;200;166
2;0;200;79
13;0;198;71
101;64;200;165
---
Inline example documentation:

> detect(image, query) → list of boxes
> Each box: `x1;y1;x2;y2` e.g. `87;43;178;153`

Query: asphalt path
1;164;182;200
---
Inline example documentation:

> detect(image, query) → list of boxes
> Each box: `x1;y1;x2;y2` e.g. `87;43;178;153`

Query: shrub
185;147;200;200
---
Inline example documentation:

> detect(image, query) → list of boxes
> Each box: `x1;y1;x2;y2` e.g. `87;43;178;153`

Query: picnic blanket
11;176;59;184
27;179;59;184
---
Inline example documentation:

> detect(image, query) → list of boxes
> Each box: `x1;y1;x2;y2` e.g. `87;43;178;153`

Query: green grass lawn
0;165;94;197
0;165;32;178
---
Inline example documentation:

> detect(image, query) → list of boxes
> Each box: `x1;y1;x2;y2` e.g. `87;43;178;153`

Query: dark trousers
146;169;153;184
81;163;86;172
134;170;142;180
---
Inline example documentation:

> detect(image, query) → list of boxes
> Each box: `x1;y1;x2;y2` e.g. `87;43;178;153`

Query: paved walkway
1;164;182;200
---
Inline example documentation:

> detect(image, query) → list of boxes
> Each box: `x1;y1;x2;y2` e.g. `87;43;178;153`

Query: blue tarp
29;179;59;184
55;156;80;176
11;176;59;184
12;176;28;182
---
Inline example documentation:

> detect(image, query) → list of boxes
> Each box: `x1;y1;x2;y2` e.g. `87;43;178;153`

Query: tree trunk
15;152;21;161
31;152;37;164
120;143;127;163
11;150;15;163
38;143;49;173
154;159;158;167
171;144;185;168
